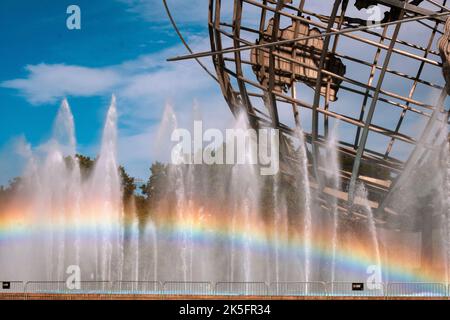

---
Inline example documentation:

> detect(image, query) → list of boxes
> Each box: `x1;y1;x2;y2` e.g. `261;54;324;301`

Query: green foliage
119;166;136;203
64;154;95;180
0;144;392;227
76;154;95;180
141;162;169;209
134;194;148;225
0;177;22;210
119;165;138;220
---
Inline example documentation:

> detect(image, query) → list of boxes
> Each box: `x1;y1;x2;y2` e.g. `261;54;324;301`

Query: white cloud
2;64;121;105
7;1;441;181
0;35;234;181
1;36;216;106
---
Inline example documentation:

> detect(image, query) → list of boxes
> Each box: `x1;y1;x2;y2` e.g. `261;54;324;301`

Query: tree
76;154;95;180
0;177;22;208
119;165;136;215
141;162;169;210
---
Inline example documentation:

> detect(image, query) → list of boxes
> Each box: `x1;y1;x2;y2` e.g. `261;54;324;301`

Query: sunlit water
0;98;449;290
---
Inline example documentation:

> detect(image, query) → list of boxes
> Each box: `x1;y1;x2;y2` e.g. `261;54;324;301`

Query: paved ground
0;293;447;300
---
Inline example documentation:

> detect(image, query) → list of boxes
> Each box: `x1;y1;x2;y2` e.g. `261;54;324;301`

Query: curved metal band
348;4;408;209
162;0;219;82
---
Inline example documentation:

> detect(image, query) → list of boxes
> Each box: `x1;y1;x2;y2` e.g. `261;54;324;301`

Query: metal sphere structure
167;0;450;224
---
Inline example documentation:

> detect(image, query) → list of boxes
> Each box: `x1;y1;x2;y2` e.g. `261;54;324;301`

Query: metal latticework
167;0;450;222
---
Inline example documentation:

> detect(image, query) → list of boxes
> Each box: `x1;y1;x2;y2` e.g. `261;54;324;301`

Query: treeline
0;152;301;227
0;145;391;228
0;177;21;207
0;154;161;225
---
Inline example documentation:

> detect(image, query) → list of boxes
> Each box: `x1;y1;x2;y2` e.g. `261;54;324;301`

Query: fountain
355;183;383;290
294;125;313;285
323;123;341;287
0;96;449;295
0;96;129;281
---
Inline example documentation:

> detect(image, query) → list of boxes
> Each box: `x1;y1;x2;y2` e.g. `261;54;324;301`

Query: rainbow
0;202;447;284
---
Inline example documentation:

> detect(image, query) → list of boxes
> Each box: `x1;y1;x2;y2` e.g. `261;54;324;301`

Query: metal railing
386;282;448;298
215;282;268;296
163;281;213;296
112;281;162;296
1;281;450;299
269;281;327;296
24;281;112;300
0;281;25;300
327;282;385;297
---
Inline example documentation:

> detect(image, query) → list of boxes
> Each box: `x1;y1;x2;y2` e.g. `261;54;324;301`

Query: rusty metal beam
167;9;450;63
347;5;406;208
311;0;342;184
385;6;443;158
378;0;447;22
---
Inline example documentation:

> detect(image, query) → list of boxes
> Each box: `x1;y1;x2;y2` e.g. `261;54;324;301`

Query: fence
112;281;161;296
215;282;268;296
386;282;448;298
0;281;25;300
24;281;112;300
1;281;450;299
327;282;385;297
163;282;213;296
269;282;327;296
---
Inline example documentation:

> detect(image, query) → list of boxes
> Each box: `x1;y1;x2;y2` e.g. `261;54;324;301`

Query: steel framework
166;0;450;225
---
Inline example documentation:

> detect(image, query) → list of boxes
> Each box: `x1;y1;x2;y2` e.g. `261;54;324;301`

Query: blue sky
0;0;447;185
0;0;232;184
